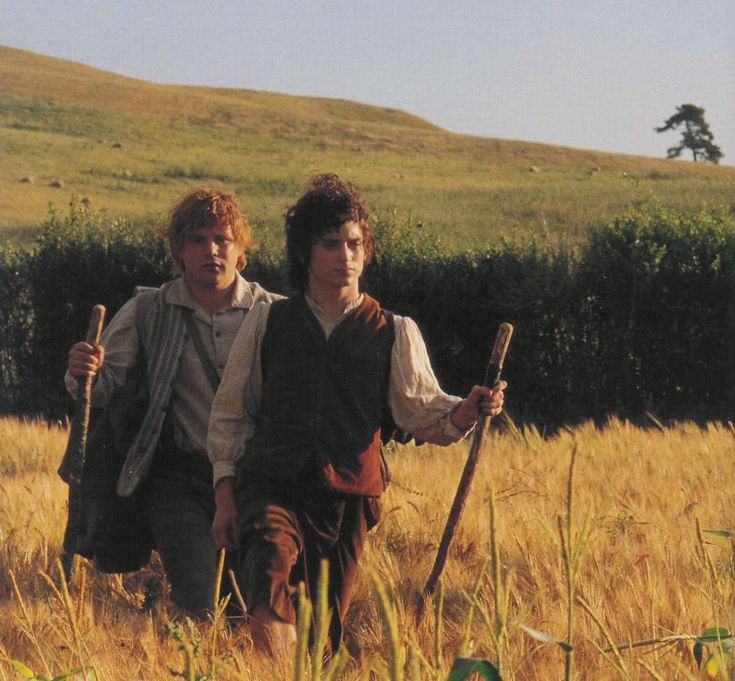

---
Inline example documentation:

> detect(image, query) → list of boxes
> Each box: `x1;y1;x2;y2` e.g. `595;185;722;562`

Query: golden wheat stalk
370;569;404;681
310;559;331;679
294;582;312;681
9;570;52;679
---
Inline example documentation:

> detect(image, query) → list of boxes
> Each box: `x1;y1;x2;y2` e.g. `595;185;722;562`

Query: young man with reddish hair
65;185;280;615
208;174;506;655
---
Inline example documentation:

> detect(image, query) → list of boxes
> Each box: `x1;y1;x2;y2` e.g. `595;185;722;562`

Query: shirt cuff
212;460;236;488
64;370;79;397
443;408;475;440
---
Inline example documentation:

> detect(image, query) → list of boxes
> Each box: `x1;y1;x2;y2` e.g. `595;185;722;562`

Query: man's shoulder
132;283;166;317
133;285;160;297
246;278;285;305
130;281;183;333
132;285;161;306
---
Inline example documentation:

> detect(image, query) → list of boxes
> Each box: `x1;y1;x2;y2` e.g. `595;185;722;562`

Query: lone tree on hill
655;103;723;164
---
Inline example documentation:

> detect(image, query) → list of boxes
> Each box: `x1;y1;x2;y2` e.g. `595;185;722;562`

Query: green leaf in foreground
693;627;732;668
702;529;733;538
51;668;96;681
519;623;573;652
447;656;501;681
0;656;37;679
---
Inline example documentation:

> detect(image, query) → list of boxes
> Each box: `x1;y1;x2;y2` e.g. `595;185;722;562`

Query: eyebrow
317;236;363;243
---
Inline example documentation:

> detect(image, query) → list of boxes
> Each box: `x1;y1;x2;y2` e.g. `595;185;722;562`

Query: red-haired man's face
178;222;244;293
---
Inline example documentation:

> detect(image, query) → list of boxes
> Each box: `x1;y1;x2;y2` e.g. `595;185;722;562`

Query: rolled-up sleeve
208;301;270;486
388;315;468;445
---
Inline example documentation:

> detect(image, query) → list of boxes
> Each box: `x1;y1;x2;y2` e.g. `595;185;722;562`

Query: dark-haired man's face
308;221;365;295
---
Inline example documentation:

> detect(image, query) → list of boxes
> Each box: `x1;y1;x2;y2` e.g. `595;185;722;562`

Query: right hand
67;341;105;379
212;478;238;550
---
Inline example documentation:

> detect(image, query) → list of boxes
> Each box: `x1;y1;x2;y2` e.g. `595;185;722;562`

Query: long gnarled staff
417;322;513;620
64;304;106;484
60;304;106;577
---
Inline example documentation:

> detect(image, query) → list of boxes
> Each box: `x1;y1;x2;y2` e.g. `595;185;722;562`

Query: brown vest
243;294;394;495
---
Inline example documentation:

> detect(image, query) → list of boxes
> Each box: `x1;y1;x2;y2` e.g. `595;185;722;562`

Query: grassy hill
2;45;734;249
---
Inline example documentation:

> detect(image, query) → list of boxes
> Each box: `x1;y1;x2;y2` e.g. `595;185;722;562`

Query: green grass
2;45;734;250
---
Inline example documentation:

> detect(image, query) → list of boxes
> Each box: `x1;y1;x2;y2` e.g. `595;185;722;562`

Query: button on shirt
169;282;250;455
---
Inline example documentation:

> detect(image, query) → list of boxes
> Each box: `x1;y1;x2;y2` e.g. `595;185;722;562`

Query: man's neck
306;283;360;321
185;276;237;316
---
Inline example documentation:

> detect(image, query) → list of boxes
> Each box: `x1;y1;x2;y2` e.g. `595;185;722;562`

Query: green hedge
1;201;733;425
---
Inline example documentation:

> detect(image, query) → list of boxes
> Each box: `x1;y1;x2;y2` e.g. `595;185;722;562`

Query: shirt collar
164;274;253;311
304;292;364;325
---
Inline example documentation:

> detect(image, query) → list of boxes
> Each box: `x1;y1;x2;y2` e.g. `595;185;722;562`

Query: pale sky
2;0;734;165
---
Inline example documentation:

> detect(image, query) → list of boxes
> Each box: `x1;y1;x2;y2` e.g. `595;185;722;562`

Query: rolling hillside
2;45;734;248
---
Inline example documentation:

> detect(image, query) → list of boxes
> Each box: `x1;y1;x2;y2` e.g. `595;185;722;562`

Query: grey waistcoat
116;283;186;497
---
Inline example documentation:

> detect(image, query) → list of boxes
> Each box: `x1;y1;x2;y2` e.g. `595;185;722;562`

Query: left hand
450;380;506;431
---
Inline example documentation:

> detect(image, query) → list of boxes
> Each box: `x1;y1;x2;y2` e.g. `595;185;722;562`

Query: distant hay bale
529;165;541;173
49;179;64;188
111;141;123;148
20;176;34;184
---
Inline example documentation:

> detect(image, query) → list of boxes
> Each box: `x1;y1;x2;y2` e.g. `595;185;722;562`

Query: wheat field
0;415;732;680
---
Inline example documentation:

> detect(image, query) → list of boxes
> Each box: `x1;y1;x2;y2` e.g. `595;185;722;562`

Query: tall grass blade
9;570;52;678
459;559;489;656
294;582;312;681
370;569;404;681
433;580;444;676
311;559;330;680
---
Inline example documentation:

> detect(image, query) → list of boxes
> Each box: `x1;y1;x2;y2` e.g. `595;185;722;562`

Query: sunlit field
0;416;732;680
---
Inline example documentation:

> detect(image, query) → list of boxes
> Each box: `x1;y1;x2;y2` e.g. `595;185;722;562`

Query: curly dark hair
284;174;374;291
161;185;252;272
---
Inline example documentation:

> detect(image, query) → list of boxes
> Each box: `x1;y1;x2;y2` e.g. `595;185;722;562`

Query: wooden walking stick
417;322;513;620
63;304;106;485
59;304;105;579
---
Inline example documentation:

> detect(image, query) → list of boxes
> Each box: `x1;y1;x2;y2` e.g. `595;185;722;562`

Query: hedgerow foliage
1;203;171;414
1;200;733;425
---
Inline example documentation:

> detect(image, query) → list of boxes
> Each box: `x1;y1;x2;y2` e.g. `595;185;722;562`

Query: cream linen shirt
65;275;281;457
208;294;467;487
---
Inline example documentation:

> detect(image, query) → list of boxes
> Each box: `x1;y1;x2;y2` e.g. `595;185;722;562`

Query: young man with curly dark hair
208;174;506;656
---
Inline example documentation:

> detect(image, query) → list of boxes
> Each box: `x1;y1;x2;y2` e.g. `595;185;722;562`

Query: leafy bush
572;203;735;421
10;201;172;414
0;245;33;412
1;200;733;425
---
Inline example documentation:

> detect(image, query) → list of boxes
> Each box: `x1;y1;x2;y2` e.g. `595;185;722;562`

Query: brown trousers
235;469;380;653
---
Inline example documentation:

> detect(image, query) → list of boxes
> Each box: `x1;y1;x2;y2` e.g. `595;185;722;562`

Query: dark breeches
141;443;236;616
235;471;379;653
